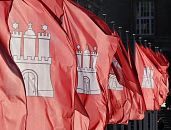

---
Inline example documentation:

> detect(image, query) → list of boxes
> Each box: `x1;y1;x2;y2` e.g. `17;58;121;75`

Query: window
136;1;155;35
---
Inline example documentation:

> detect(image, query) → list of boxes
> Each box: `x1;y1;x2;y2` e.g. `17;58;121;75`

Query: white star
77;45;80;49
42;25;48;31
13;22;19;30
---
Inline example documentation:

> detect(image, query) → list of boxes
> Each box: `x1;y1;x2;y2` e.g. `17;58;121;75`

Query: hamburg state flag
8;0;79;129
63;0;118;129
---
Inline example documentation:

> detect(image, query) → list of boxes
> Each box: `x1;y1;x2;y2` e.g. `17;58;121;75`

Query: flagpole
132;33;136;57
102;13;107;23
155;46;159;52
139;37;142;45
132;34;136;43
144;40;147;48
126;30;129;50
118;26;122;38
110;21;115;32
148;42;152;49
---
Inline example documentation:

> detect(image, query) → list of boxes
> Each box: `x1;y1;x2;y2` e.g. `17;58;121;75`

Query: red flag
8;0;79;129
135;43;163;110
0;1;27;130
140;46;169;106
63;0;118;129
127;44;145;120
113;37;142;95
156;52;169;95
157;51;169;66
108;58;132;124
35;0;90;128
108;37;144;124
156;51;169;91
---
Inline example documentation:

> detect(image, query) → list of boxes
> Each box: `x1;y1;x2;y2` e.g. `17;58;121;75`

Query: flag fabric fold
0;1;27;130
127;43;145;120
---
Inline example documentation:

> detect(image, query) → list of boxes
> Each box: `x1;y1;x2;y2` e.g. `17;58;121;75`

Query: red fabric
8;0;78;129
73;110;90;130
63;0;118;129
108;59;132;124
135;44;163;110
108;38;144;124
71;2;112;35
41;0;64;19
141;47;169;106
127;44;145;120
114;39;142;95
156;52;169;90
0;1;27;130
73;93;89;130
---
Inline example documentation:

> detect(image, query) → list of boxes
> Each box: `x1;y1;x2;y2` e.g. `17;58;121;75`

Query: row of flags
0;0;169;130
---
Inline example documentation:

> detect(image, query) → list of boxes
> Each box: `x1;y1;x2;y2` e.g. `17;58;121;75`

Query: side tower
10;23;22;57
37;25;53;97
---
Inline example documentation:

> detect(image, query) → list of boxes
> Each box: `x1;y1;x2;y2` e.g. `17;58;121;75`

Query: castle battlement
23;34;36;39
77;67;96;73
82;53;91;56
91;52;98;56
11;31;22;38
76;51;82;55
38;33;50;39
13;55;52;64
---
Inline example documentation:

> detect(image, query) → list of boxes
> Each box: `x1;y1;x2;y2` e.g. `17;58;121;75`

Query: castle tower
10;22;22;57
76;44;101;94
91;47;98;69
76;45;82;68
83;45;90;68
38;25;50;58
23;23;36;58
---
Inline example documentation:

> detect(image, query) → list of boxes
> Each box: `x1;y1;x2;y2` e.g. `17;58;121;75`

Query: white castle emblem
108;60;123;90
76;45;101;94
10;22;54;97
142;67;154;88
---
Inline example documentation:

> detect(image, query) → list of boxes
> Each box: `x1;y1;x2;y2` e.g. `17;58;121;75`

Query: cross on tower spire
28;23;33;30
